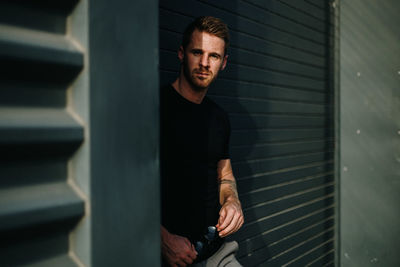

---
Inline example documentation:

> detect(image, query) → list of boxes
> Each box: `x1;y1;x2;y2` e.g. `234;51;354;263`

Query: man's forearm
216;159;244;237
219;173;240;205
217;159;240;205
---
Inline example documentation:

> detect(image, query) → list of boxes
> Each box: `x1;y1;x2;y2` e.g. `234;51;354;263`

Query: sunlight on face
179;30;227;91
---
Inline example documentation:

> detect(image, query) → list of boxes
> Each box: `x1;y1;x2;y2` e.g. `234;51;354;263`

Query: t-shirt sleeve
221;112;231;159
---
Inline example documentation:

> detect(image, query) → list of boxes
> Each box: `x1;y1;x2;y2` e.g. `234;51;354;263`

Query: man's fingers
183;238;197;260
182;238;196;255
219;211;244;237
172;258;186;267
218;208;226;225
179;247;196;265
176;259;187;266
188;246;197;260
183;237;192;248
182;255;194;265
188;253;197;261
231;215;244;234
218;210;234;232
219;214;237;237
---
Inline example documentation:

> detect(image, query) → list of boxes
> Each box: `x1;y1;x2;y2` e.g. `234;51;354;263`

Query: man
161;16;244;267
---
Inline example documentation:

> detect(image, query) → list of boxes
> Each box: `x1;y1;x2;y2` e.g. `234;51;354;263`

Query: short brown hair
182;16;230;55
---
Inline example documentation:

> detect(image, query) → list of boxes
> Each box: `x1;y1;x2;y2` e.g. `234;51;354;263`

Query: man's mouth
195;71;211;78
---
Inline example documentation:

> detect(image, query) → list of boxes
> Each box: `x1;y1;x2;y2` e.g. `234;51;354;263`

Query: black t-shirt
160;84;231;241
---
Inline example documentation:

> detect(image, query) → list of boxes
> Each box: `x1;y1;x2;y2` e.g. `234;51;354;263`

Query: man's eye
211;54;220;59
193;51;201;55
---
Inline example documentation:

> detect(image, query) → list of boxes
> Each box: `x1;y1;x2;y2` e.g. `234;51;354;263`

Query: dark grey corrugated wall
159;0;336;266
0;1;85;265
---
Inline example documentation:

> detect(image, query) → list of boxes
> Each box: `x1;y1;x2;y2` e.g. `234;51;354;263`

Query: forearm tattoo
219;179;239;199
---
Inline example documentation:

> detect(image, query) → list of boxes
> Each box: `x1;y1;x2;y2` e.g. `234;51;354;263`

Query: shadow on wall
207;4;267;265
209;77;263;266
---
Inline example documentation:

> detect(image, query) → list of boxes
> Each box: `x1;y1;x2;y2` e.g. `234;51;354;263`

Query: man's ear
220;54;228;71
178;46;184;63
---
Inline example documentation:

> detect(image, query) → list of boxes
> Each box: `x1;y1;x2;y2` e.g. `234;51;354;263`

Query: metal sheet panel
89;0;160;266
340;0;400;266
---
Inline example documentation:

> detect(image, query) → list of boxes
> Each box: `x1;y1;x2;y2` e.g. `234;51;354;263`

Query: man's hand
161;226;197;267
216;159;244;238
216;197;244;237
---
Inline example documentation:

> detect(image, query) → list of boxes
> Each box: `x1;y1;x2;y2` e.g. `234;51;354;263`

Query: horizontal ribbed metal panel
0;1;84;265
159;0;335;266
0;182;83;232
0;24;83;83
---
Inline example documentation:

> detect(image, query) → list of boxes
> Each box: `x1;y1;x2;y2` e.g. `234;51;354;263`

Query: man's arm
216;159;244;237
161;225;197;267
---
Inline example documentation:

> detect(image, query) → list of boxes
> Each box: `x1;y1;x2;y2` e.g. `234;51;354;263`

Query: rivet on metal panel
357;72;361;77
370;258;378;263
356;129;361;134
397;130;400;135
332;1;337;8
344;252;350;259
343;166;348;172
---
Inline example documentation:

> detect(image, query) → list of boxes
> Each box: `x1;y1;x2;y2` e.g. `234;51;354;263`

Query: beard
182;56;219;92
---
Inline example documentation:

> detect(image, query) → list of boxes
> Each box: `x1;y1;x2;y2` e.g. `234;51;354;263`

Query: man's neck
172;74;208;104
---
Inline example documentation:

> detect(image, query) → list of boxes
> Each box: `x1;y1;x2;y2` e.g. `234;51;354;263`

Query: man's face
179;30;228;91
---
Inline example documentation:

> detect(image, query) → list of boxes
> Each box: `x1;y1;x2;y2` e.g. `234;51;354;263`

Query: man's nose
199;54;209;68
